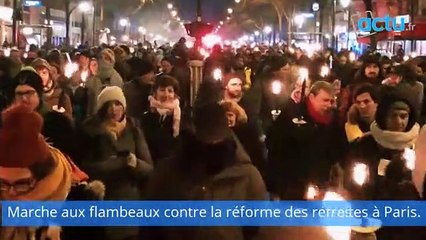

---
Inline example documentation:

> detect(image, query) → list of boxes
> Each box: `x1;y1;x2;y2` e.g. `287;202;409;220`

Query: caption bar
1;201;425;227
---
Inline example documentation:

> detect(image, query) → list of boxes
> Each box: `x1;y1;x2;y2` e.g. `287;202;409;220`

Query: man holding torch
266;81;347;200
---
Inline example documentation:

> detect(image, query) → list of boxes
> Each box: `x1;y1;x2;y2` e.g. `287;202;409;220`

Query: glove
127;153;137;168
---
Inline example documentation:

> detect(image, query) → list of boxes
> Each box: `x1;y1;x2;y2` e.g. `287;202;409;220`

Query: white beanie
97;86;126;111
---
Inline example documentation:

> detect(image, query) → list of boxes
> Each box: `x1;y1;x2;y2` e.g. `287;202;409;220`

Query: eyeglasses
15;90;37;99
0;178;36;195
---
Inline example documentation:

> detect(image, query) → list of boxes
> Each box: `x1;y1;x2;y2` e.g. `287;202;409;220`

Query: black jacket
266;101;347;199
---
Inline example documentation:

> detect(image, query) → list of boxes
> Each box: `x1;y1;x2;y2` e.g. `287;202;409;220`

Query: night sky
174;0;234;24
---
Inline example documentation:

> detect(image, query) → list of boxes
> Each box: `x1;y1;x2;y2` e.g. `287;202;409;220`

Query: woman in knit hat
142;75;181;165
85;48;123;116
345;93;422;240
79;86;152;240
0;104;73;240
31;58;73;119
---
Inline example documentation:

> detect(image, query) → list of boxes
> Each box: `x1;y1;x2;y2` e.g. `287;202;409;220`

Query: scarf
306;99;332;125
149;96;181;138
370;122;420;150
0;147;72;240
104;117;127;141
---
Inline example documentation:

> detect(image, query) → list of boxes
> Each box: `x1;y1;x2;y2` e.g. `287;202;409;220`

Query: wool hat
0;104;50;168
375;94;417;131
100;48;115;65
13;68;44;98
31;58;52;71
97;86;127;111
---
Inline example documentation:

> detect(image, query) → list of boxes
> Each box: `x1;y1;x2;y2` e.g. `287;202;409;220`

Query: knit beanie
31;58;52;72
0;104;50;168
97;86;127;111
375;94;416;131
13;68;44;98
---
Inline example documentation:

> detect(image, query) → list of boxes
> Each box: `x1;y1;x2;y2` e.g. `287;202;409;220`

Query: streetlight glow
263;26;272;34
227;8;233;14
119;18;129;27
167;3;173;10
138;26;147;34
340;0;351;8
78;1;92;12
294;14;305;28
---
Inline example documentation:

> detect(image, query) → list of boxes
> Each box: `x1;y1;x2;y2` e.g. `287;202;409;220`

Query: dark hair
375;94;417;131
29;156;56;181
119;45;131;56
153;75;180;94
161;56;175;65
353;84;379;103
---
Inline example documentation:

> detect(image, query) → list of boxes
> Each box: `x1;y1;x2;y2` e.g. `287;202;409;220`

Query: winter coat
233;123;267;181
64;85;88;125
85;66;123;116
141;131;267;240
266;100;347;199
79;115;153;200
141;110;179;164
344;122;421;200
414;125;426;198
123;80;152;121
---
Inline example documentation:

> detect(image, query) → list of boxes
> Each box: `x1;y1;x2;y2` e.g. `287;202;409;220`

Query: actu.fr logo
351;11;415;36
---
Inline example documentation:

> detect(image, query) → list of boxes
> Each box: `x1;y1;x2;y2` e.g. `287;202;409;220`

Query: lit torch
65;63;79;79
349;52;356;62
4;48;10;57
271;80;282;119
403;148;416;171
305;184;319;200
298;67;309;100
353;163;368;186
323;191;351;240
80;70;89;87
320;65;330;78
213;68;222;81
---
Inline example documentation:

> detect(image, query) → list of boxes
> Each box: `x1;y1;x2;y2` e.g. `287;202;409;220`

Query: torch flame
65;63;79;78
81;70;89;82
298;67;309;82
4;48;10;57
213;68;222;81
306;184;319;200
320;65;330;78
271;80;282;95
349;52;356;62
403;148;416;171
323;191;351;240
353;163;368;186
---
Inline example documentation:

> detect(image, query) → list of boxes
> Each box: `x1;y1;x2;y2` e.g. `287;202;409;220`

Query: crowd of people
1;38;426;240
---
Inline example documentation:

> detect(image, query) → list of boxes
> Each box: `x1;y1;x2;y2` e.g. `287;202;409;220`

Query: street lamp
78;1;92;12
294;14;305;28
119;18;129;27
263;26;272;34
227;8;233;14
340;0;350;8
167;3;173;10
